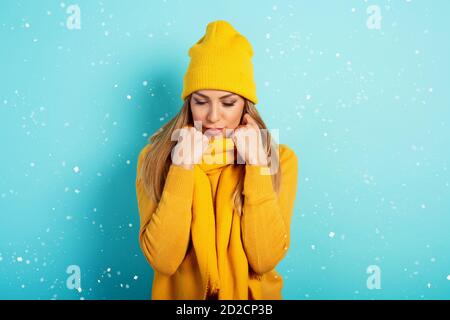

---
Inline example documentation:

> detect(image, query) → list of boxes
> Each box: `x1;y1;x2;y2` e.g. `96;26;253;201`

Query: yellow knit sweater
135;139;298;300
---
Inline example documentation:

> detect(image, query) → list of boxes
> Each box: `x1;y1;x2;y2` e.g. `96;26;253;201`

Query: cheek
224;109;244;127
191;107;206;121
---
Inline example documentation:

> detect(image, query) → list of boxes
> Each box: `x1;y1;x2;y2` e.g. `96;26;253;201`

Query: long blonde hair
138;94;281;215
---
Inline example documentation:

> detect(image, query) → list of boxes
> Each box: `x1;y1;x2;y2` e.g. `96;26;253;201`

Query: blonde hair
137;94;281;215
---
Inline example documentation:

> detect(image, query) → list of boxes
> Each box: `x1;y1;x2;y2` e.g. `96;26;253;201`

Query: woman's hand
230;114;269;166
171;124;210;170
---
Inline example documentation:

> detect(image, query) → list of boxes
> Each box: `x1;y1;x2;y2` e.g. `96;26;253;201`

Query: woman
136;20;298;300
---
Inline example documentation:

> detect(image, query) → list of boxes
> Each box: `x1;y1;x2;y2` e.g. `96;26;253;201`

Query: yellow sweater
135;140;298;300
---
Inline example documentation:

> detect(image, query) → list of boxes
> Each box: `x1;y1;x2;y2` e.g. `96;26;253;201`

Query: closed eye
193;98;236;107
222;101;236;107
193;99;207;105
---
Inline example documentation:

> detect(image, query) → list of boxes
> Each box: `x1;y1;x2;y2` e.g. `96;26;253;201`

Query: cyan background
1;0;449;300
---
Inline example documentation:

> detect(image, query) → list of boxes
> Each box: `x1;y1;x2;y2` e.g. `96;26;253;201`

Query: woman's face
190;89;245;138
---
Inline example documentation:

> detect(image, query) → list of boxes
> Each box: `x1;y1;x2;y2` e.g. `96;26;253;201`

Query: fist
171;123;210;170
230;114;269;166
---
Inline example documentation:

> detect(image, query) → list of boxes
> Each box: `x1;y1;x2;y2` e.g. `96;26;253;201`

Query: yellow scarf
191;136;256;299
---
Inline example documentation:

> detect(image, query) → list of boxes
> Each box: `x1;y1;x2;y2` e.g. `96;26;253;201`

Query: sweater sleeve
241;144;299;274
135;144;194;276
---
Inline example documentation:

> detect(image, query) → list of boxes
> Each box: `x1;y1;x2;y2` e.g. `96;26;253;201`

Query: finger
243;114;258;128
193;120;203;132
242;113;250;125
229;130;237;144
224;128;234;138
241;114;255;129
177;127;188;141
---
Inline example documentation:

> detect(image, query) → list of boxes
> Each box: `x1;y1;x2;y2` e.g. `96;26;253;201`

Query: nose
207;103;220;123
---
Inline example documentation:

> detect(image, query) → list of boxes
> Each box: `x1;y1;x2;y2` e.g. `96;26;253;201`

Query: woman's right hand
171;124;210;170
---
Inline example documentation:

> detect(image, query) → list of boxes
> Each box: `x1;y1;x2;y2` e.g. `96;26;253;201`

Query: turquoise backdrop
1;0;449;299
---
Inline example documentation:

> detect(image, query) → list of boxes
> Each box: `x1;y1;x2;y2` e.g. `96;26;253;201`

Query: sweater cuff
164;164;195;199
243;164;275;202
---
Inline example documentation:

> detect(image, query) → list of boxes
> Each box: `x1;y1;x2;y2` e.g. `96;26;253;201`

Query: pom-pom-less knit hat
181;20;258;104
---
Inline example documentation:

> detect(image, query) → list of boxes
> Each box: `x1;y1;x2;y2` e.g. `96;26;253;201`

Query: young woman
136;20;298;300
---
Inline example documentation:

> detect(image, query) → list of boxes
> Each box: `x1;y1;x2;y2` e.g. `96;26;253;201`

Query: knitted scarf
191;135;253;299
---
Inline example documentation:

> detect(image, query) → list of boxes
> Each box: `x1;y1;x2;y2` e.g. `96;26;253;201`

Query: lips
204;127;224;136
205;127;224;132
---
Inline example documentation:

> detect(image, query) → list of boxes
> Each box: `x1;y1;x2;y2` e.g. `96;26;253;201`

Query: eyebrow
193;92;237;100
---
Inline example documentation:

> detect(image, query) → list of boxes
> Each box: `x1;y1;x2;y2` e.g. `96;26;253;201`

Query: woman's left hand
230;113;269;166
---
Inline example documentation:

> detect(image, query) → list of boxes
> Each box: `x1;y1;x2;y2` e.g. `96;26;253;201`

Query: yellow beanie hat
181;20;258;104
